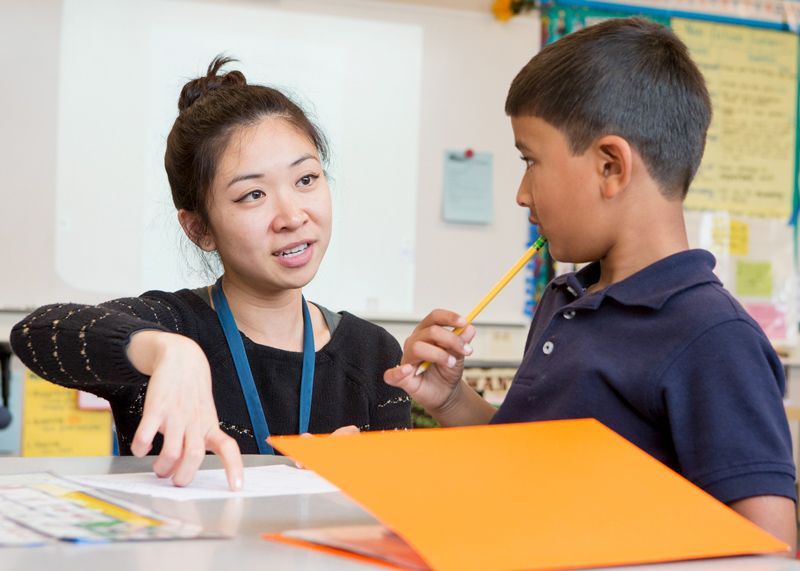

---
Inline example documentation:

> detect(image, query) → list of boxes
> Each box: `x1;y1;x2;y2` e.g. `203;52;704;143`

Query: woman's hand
328;425;360;436
384;309;495;427
126;330;244;491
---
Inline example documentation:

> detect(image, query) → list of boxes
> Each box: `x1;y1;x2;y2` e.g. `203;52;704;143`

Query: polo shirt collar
553;249;721;310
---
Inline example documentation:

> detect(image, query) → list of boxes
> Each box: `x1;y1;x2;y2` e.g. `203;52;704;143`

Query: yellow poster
22;371;112;457
674;19;798;218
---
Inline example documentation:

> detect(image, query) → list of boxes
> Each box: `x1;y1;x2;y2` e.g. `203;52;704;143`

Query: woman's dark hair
165;56;329;233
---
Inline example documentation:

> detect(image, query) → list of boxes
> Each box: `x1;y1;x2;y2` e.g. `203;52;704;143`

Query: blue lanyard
211;281;315;454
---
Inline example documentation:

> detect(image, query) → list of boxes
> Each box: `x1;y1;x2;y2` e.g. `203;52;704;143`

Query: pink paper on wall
745;303;787;339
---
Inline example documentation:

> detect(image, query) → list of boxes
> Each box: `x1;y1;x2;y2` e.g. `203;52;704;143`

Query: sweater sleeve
369;333;413;431
9;293;188;396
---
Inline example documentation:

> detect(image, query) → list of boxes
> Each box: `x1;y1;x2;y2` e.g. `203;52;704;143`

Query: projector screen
54;0;421;314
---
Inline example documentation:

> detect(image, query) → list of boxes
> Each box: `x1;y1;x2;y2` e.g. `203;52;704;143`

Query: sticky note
736;260;773;297
713;218;749;256
745;303;787;339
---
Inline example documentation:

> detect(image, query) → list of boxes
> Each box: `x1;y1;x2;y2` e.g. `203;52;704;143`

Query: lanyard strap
212;281;315;454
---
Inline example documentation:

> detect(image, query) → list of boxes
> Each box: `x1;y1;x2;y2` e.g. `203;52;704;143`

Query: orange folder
265;419;788;571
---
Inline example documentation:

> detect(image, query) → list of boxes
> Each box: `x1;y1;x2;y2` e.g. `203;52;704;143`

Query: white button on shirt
542;341;554;355
563;310;576;320
566;286;578;297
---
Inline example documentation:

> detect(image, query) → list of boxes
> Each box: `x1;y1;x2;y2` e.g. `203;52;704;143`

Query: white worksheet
69;465;339;501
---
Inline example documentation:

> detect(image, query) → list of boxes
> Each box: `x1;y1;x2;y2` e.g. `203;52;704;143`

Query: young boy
385;17;798;551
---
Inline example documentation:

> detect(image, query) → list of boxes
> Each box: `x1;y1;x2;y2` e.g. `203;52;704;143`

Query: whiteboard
0;0;540;324
57;0;421;315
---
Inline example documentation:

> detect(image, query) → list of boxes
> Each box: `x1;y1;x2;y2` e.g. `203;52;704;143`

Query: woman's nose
271;193;307;232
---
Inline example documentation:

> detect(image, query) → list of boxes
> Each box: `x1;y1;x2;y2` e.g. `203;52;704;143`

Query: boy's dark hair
506;17;711;199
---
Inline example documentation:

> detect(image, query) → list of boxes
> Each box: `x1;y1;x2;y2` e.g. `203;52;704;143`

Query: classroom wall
0;0;539;363
0;0;63;347
1;0;63;309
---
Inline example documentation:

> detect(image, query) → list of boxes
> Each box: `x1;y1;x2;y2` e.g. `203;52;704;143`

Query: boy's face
511;115;607;263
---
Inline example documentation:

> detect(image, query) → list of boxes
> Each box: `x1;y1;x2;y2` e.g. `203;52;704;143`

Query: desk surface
1;455;799;571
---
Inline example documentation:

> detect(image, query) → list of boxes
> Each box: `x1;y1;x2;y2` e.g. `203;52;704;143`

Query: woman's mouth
273;242;314;268
274;243;309;258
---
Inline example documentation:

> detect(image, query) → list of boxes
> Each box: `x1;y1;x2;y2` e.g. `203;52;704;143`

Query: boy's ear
593;135;632;200
178;209;216;251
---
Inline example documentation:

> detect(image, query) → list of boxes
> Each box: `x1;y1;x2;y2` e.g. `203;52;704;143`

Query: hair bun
178;56;247;112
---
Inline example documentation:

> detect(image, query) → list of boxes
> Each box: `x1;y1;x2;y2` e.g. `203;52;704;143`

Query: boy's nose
516;171;534;211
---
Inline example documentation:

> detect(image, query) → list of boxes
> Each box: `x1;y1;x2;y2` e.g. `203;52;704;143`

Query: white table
1;455;799;571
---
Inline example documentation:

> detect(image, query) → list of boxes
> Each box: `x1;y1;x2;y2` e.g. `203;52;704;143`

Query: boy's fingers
384;367;423;397
458;324;477;344
207;430;244;491
407;340;460;369
421;326;473;357
419;309;468;330
384;364;413;385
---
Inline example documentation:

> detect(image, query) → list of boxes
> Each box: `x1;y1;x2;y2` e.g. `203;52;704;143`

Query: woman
11;57;411;490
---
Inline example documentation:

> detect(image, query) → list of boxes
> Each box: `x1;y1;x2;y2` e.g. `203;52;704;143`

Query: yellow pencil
416;236;548;376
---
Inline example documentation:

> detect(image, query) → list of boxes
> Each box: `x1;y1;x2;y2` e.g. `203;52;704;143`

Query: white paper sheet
69;465;339;501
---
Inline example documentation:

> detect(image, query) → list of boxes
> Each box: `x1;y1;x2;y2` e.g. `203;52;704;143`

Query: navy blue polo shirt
491;249;797;504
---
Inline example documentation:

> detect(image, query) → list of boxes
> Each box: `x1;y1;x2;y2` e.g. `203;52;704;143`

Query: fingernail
401;364;412;375
447;355;456;367
234;478;242;491
464;343;472;355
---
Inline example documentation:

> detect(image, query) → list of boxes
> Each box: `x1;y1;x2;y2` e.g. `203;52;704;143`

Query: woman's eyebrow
290;153;319;167
227;172;263;188
226;154;320;188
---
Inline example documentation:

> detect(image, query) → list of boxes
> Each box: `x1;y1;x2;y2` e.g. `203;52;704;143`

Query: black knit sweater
10;289;412;455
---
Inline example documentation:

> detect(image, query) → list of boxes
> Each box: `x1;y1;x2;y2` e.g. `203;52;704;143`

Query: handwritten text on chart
674;19;797;218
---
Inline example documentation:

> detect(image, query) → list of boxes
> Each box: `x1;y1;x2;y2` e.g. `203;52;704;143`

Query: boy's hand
385;310;474;408
385;310;494;426
127;331;244;492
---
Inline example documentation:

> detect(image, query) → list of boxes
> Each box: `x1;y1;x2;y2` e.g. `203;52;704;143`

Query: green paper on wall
736;260;773;297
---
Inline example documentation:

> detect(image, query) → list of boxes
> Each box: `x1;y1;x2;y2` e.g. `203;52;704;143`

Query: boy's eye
236;190;265;203
519;155;535;169
298;174;319;187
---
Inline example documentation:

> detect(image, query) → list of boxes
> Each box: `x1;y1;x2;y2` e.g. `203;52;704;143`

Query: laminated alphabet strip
0;472;217;546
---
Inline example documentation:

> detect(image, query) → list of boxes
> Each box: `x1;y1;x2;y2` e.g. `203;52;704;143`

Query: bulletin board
543;4;800;347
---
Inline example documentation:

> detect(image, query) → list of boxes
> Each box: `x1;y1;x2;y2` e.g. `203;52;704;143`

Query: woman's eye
298;174;319;187
236;190;265;203
519;156;534;169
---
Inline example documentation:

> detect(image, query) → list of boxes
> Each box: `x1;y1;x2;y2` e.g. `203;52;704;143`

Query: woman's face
202;117;332;294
